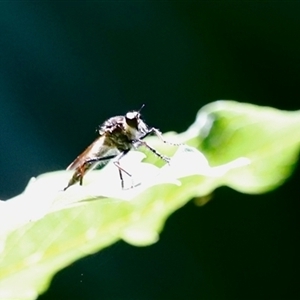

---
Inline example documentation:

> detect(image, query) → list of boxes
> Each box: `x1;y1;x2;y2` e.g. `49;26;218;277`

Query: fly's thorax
100;122;133;151
98;115;124;135
96;110;149;151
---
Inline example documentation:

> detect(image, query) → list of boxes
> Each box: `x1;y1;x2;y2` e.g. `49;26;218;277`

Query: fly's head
125;110;149;141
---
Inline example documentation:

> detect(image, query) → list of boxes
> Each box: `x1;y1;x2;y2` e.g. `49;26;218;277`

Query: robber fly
64;105;178;191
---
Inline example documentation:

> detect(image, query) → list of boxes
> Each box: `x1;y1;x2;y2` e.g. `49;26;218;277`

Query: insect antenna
137;104;145;114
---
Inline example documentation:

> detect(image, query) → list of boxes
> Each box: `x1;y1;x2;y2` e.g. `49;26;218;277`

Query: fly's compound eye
125;111;140;129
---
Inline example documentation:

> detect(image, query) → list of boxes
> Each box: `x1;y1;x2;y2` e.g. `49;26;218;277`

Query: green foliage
182;101;300;193
0;101;299;299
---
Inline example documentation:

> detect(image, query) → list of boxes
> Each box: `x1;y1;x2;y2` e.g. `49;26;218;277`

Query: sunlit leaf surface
180;101;300;193
0;101;299;299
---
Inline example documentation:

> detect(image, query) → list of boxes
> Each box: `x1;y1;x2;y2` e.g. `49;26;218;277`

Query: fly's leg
64;154;118;191
136;139;171;164
114;161;132;189
143;127;183;146
113;149;134;189
135;127;183;165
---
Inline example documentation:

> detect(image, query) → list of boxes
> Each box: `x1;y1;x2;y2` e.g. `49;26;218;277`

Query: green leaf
180;101;300;193
0;101;299;299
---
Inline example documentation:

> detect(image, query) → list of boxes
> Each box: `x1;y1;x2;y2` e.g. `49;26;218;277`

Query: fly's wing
66;135;110;170
65;121;124;190
67;115;124;170
65;135;119;190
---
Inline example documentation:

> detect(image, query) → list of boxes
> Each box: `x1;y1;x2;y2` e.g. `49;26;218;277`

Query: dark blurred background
1;2;299;299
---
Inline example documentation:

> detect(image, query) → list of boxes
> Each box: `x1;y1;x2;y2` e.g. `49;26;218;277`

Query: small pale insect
64;105;179;190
